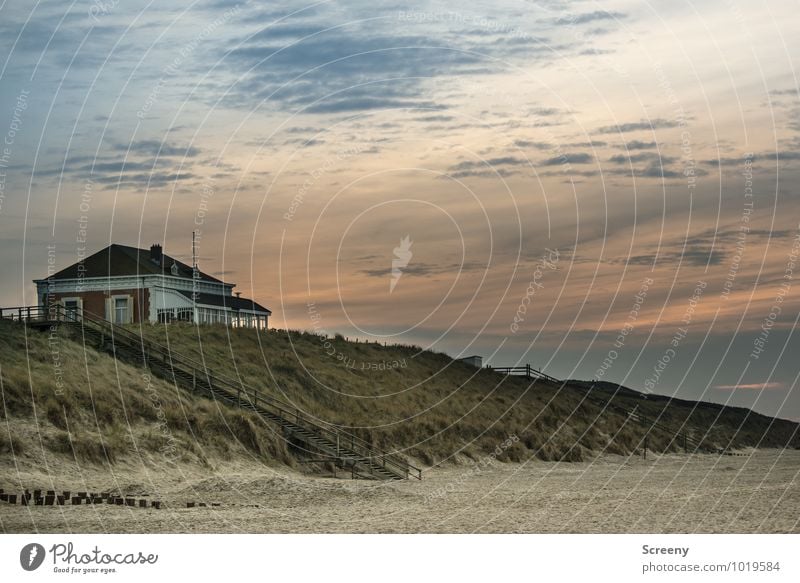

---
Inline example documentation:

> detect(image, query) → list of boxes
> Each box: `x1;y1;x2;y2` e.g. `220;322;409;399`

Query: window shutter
105;298;113;322
128;295;134;323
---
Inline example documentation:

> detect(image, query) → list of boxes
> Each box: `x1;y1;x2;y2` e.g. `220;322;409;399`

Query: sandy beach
2;449;798;533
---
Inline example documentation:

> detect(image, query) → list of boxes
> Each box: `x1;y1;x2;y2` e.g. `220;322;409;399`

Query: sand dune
2;449;798;533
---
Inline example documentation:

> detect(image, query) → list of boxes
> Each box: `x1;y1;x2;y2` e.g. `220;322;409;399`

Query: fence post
644;436;648;460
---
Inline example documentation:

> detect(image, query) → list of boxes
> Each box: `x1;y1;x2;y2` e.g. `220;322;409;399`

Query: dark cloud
685;227;794;247
451;156;526;169
35;157;173;178
514;139;554;150
702;155;754;167
540;152;593;165
555;11;626;25
608;152;677;165
614;246;726;267
538;169;600;178
631;163;684;179
447;168;520;179
305;97;445;114
224;29;483;114
361;261;485;278
86;160;174;174
116;140;202;158
595;119;680;134
615;226;796;270
415;114;456;122
565;140;608;148
283;137;325;147
702;151;800;167
240;23;327;41
283;126;327;134
32;146;203;190
617;140;658;150
604;161;689;179
210;3;564;116
527;107;562;117
91;172;197;189
448;156;530;178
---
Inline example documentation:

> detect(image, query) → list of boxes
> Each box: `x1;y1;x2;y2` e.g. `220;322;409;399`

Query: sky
1;0;799;422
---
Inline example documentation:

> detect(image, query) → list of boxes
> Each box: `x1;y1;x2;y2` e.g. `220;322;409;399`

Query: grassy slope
138;323;800;461
0;320;294;473
1;320;798;475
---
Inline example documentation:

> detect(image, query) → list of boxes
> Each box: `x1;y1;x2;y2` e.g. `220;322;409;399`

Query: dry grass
0;320;294;470
135;323;800;464
1;319;797;474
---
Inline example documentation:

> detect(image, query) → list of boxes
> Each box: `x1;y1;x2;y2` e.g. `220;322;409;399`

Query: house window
157;309;174;323
114;297;129;324
62;298;81;321
176;308;193;322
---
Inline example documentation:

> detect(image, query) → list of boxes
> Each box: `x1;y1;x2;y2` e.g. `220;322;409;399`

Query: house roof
39;244;227;284
177;291;271;314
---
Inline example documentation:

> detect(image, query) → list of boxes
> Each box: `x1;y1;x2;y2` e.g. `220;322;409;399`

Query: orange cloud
713;382;785;391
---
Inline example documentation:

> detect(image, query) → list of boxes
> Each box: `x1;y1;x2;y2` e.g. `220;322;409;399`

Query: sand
2;449;799;533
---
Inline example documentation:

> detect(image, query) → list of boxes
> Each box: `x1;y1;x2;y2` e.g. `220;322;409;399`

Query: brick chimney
150;244;163;266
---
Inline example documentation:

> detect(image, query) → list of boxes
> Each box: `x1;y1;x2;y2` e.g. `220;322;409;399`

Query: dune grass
1;319;797;473
134;322;799;463
0;320;293;470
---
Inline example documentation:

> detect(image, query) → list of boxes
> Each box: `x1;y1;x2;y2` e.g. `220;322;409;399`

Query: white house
34;243;271;328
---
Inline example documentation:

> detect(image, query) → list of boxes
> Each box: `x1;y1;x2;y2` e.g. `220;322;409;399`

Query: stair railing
36;304;422;480
486;364;560;384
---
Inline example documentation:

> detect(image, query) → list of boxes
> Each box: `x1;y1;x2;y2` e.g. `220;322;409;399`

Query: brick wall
50;288;150;323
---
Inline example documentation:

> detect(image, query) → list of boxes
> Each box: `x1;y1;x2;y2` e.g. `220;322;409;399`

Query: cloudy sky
1;0;799;421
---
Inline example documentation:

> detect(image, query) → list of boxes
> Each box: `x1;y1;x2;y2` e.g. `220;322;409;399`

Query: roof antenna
191;231;199;303
192;231;197;271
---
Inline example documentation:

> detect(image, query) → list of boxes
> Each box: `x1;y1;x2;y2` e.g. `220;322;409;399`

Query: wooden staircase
4;305;421;481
